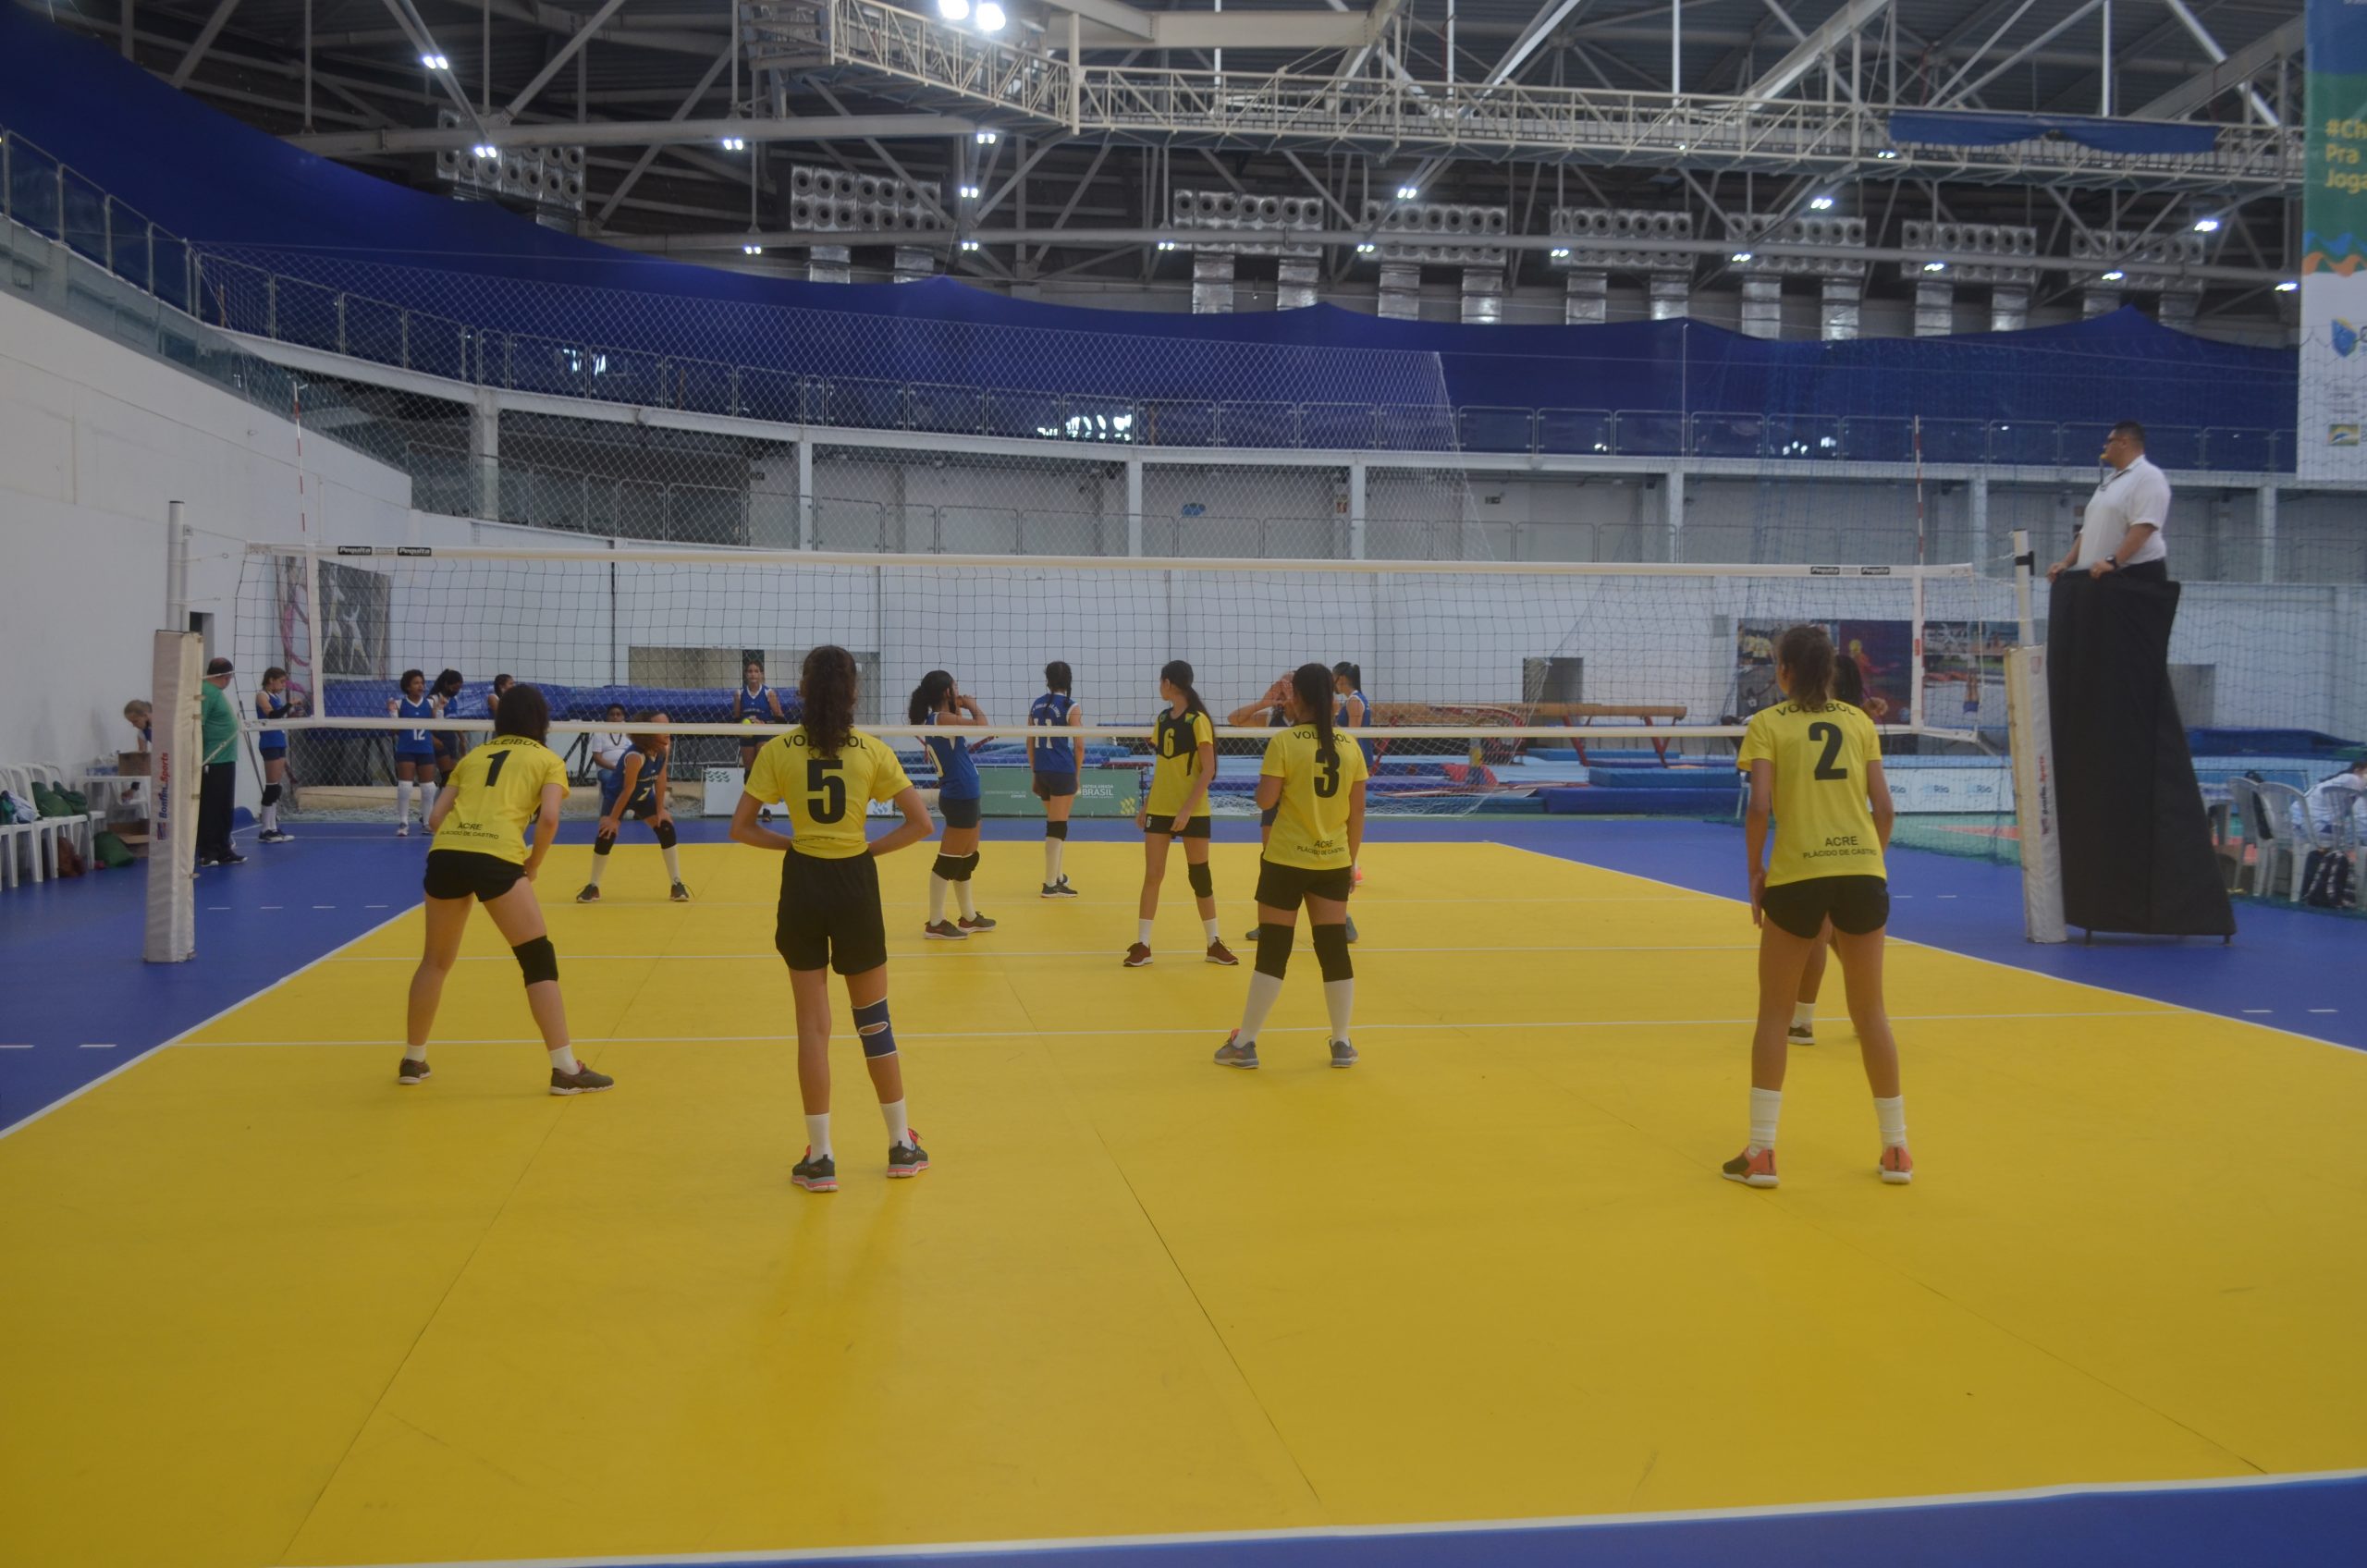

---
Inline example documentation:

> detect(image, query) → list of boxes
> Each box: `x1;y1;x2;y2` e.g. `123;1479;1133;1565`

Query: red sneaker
1721;1146;1778;1189
1204;939;1240;967
1122;942;1153;968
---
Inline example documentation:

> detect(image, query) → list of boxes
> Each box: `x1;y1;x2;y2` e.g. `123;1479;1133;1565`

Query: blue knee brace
854;998;897;1059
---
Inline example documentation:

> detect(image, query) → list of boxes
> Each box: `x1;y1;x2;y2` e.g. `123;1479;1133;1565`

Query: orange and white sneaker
1721;1146;1778;1188
1878;1145;1915;1185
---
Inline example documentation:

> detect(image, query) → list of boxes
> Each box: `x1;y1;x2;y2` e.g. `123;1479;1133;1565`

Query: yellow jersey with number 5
743;727;912;859
1737;699;1885;887
1259;723;1369;870
429;735;569;864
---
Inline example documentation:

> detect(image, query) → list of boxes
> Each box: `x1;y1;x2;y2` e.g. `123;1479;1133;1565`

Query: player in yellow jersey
1214;663;1369;1070
1126;659;1240;969
730;645;936;1194
401;684;612;1096
1726;625;1913;1189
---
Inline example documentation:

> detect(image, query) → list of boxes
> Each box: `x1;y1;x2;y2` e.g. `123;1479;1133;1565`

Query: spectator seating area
0;765;114;888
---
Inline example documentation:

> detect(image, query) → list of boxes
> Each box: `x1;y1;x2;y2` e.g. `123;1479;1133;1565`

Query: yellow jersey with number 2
430;735;569;864
1259;723;1370;870
1737;699;1885;887
743;727;912;859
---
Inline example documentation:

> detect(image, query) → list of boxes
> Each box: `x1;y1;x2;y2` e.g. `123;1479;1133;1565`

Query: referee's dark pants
198;760;236;863
2117;560;2169;582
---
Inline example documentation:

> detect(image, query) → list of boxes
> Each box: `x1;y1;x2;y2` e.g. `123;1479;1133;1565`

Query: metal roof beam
1740;0;1891;102
2135;12;2300;123
290;115;975;155
499;0;634;125
595;47;737;225
167;0;246;91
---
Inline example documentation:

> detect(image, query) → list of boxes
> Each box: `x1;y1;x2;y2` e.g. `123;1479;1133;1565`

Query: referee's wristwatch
2099;557;2118;571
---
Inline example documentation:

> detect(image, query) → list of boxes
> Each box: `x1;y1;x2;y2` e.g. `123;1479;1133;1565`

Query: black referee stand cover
2045;574;2237;939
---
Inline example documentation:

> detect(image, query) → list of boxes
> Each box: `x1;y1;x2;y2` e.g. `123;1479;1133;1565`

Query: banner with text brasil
2302;0;2367;477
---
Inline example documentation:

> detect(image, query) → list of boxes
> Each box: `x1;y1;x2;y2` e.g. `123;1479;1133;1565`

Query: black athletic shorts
1760;875;1890;940
1256;857;1355;910
1144;812;1211;839
776;846;888;975
423;848;526;903
1032;770;1078;801
939;795;982;830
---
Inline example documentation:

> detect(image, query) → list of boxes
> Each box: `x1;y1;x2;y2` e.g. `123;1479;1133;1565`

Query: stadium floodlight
938;0;970;18
1394;184;1420;201
742;243;764;255
420;53;449;70
2192;216;2222;233
2277;280;2300;292
1808;195;1836;211
2101;269;2126;282
976;1;1007;30
1730;251;1754;263
1355;241;1378;254
1549;247;1571;259
960;238;981;251
721;135;747;152
975;130;1000;145
1155;239;1176;251
472;143;498;159
1922;261;1946;273
1875;148;1898;159
958;183;982;201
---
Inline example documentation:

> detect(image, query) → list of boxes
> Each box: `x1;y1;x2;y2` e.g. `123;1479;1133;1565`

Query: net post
1125;458;1144;557
1909;572;1926;731
2011;527;2037;645
1347;459;1367;560
794;436;815;549
304;548;326;715
165;499;190;628
144;628;201;963
2004;641;2067;945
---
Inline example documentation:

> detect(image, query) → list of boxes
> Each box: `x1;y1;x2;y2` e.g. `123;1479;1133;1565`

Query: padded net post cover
2045;576;2237;938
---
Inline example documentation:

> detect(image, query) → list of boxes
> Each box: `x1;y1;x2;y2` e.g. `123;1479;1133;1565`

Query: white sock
880;1097;910;1148
420;782;438;822
587;854;609;888
660;843;682;883
1748;1087;1783;1154
260;801;278;832
804;1112;833;1160
1044;838;1061;885
548;1044;579;1073
1235;970;1284;1046
1792;1001;1814;1029
1323;977;1354;1043
1202;915;1221;943
1137;917;1154;945
1874;1096;1907;1148
403;1042;427;1063
928;874;950;924
955;876;978;921
396;779;413;823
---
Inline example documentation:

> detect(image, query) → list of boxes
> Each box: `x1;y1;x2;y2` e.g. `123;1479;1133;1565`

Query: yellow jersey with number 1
429;735;569;864
1259;723;1370;870
743;726;912;859
1736;699;1885;887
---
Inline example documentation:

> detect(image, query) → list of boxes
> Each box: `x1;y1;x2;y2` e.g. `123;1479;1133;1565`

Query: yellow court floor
3;839;2364;1568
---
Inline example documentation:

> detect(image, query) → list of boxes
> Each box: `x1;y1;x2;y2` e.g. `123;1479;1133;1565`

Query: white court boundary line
290;1465;2367;1568
0;904;420;1143
1484;840;2367;1060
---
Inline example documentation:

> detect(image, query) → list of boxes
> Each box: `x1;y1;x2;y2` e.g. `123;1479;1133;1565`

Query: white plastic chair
2230;778;2308;901
0;766;65;884
26;764;101;864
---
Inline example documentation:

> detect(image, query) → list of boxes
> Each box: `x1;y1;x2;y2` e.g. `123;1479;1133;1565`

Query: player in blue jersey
733;658;787;772
576;713;690;904
913;669;995;938
1333;662;1376;889
388;668;443;837
428;668;468;783
253;665;303;843
1026;660;1085;898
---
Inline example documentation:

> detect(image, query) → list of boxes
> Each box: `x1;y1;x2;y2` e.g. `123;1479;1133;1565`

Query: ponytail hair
908;668;955;726
801;644;860;756
1159;658;1205;718
1293;662;1337;758
1830;654;1865;709
1044;659;1073;693
1331;660;1362;691
1776;624;1836;712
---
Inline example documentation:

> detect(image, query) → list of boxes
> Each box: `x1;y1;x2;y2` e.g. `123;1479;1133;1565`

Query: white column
1126;458;1145;557
2258;483;2277;582
794;435;814;549
1968;472;1990;570
471;388;499;521
1348;459;1367;560
1664;465;1685;561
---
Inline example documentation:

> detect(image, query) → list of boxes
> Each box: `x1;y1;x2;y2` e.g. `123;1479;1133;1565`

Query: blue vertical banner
2300;0;2367;477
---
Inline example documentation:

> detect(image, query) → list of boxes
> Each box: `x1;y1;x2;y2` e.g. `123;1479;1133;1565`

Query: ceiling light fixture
472;142;498;159
1394;184;1419;201
976;1;1007;30
960;238;982;251
420;52;449;70
1730;251;1754;263
742;243;764;255
1549;247;1571;259
1922;261;1946;273
721;135;746;152
958;183;981;200
2192;216;2221;233
2276;279;2300;293
937;0;970;18
1355;241;1377;254
975;129;1000;145
2101;269;2126;282
1808;195;1835;211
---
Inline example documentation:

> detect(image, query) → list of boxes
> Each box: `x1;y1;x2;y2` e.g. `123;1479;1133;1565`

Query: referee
2049;421;2171;584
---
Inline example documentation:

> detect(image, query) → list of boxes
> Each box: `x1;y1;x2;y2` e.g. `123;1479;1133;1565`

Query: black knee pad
1313;923;1354;983
512;936;558;986
654;819;678;850
260;782;282;807
932;852;962;881
1046;820;1069;840
593;832;615;855
1186;861;1214;899
954;851;980;882
1255;923;1293;979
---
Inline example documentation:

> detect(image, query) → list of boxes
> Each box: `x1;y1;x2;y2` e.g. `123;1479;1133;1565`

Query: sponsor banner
978;766;1144;818
2300;0;2367;479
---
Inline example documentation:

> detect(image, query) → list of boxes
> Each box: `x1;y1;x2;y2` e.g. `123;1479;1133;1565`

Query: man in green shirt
199;656;244;866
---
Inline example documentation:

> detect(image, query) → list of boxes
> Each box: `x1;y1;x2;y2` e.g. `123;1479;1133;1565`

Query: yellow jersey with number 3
743;727;912;859
1259;723;1369;870
429;735;569;864
1146;708;1215;817
1737;699;1885;887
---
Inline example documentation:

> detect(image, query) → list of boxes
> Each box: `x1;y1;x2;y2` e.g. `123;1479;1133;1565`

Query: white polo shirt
2076;455;2171;568
588;730;632;771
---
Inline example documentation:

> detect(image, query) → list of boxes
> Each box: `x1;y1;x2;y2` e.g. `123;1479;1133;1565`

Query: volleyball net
230;543;2007;824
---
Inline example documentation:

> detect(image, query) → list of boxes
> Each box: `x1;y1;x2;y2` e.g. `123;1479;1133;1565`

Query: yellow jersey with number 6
1259;723;1369;870
743;727;912;859
1737;699;1885;887
1145;708;1215;817
429;735;569;864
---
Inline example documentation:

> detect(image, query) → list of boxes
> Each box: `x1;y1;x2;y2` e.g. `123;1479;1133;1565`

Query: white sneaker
395;822;410;838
